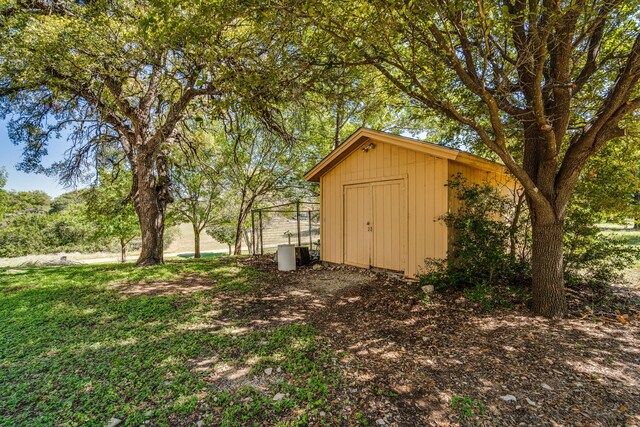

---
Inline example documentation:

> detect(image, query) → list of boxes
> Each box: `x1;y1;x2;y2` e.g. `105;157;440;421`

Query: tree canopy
282;0;640;317
1;0;639;318
0;0;311;265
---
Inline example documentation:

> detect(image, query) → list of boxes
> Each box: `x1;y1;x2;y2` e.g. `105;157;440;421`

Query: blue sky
0;118;75;197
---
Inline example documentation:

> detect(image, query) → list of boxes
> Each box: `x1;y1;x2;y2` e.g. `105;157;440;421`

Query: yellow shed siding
311;129;512;279
320;137;449;277
447;160;516;214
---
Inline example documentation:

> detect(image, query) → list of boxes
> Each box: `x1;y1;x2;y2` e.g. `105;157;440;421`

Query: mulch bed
236;257;640;426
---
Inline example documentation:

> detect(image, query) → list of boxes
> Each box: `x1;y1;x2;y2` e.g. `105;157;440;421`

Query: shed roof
304;128;507;182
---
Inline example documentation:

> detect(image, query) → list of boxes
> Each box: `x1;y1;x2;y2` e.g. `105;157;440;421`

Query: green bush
418;175;529;293
564;205;639;285
418;176;639;299
0;213;49;257
0;191;110;257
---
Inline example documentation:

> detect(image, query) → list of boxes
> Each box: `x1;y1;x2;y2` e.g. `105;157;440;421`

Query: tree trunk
133;149;169;266
530;218;567;318
227;244;232;255
233;207;250;256
120;238;126;263
233;221;243;255
193;224;201;259
509;190;525;261
243;229;252;254
233;192;249;256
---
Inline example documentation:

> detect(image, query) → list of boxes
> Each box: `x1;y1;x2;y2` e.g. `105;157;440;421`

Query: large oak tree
0;0;303;265
169;130;221;259
290;0;640;317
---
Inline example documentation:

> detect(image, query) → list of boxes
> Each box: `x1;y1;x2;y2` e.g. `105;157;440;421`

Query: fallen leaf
616;315;629;325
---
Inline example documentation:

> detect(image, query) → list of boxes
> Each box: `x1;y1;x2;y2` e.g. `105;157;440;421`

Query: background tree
572;128;640;225
216;105;302;255
84;169;140;263
292;0;640;317
5;191;51;215
0;212;49;257
206;201;238;256
169;131;221;258
0;190;52;257
305;67;404;149
0;189;100;256
0;168;7;221
0;0;306;266
45;191;98;251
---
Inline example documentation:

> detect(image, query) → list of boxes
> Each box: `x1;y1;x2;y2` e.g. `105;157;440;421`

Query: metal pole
251;210;256;256
308;210;312;249
259;210;263;256
296;200;301;247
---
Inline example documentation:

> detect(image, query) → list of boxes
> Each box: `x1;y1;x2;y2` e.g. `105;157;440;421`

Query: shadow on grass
3;260;638;426
0;259;336;427
601;227;640;247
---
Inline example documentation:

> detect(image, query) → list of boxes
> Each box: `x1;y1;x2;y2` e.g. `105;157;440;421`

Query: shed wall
320;137;449;277
447;161;517;214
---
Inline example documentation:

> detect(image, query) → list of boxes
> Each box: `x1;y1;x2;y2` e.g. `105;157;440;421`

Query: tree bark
509;190;525;261
120;238;126;263
233;219;244;255
133;149;169;266
243;229;252;254
530;218;567;318
233;192;254;256
193;224;201;259
233;209;253;255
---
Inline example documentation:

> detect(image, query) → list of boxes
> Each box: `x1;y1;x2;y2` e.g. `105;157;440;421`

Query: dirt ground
228;257;640;427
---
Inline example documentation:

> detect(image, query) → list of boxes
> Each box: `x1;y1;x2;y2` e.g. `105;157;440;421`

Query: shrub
564;205;639;285
418;175;530;292
463;282;512;310
419;176;639;299
0;213;49;257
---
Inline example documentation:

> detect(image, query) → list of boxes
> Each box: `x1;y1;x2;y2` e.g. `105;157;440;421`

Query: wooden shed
304;128;513;278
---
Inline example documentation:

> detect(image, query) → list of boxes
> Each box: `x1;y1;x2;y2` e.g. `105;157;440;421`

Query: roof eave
303;127;508;182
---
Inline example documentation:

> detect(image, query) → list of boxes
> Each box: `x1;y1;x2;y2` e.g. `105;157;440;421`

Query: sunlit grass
600;225;640;246
176;252;228;259
599;223;640;267
0;259;339;426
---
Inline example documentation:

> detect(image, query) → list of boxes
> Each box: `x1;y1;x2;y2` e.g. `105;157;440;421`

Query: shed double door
343;179;405;272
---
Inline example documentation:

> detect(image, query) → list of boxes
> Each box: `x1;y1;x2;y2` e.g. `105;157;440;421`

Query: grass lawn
599;224;640;268
176;252;229;260
0;259;339;427
614;229;640;247
599;223;640;246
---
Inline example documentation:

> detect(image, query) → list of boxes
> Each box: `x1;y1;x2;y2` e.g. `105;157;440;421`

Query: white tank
277;244;296;271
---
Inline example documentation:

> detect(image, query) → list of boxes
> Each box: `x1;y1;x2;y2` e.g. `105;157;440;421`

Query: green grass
599;223;640;246
0;259;339;426
617;230;640;247
600;225;640;267
451;394;486;419
176;252;228;260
